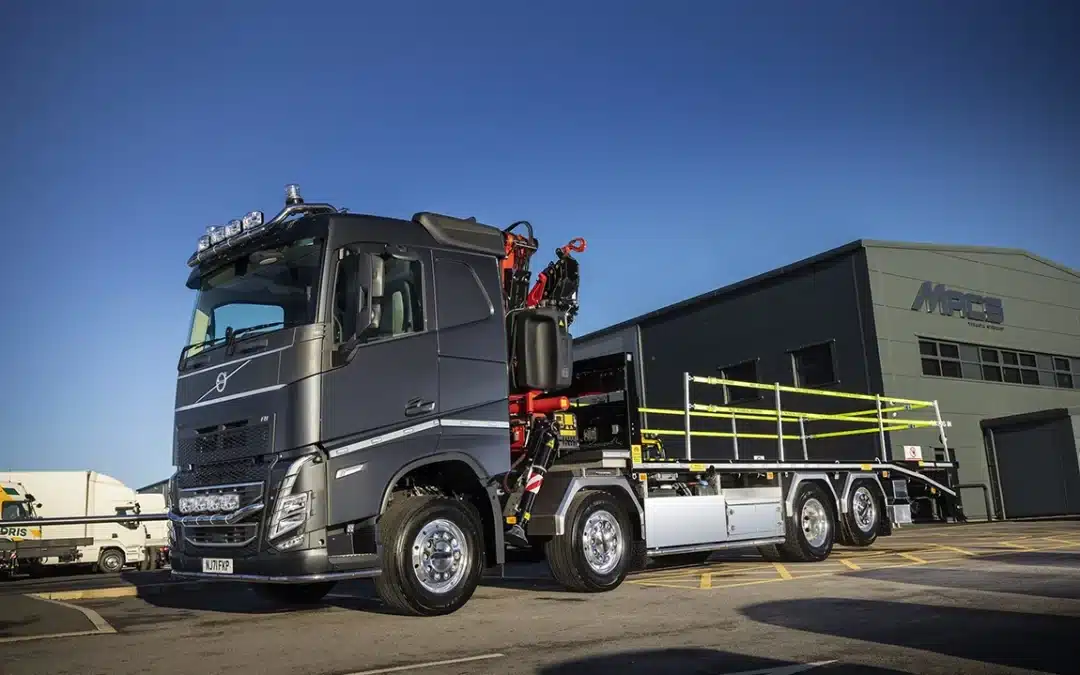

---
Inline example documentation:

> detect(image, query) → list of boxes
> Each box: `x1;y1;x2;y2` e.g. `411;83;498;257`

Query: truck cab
169;186;543;614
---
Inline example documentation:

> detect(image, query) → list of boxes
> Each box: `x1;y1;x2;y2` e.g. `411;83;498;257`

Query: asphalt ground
3;519;1079;674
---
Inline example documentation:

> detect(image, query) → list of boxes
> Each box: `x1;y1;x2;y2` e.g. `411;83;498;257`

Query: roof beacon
285;183;304;206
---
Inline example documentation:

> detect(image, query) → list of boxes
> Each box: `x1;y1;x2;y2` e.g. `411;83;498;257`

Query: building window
919;339;962;379
917;337;1077;390
718;359;761;404
791;342;836;388
1053;357;1074;389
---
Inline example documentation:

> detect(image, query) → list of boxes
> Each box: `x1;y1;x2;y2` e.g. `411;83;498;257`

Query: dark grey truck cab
169;188;525;614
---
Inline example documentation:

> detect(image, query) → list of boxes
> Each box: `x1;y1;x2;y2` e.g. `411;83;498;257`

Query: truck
0;471;169;575
1;480;93;577
167;185;960;616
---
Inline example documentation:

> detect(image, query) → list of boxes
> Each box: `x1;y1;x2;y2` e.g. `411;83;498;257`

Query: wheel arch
379;452;504;567
840;473;886;515
528;476;643;540
840;473;889;542
785;472;840;522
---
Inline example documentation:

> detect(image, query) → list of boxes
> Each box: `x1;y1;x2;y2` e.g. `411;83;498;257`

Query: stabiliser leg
505;419;559;549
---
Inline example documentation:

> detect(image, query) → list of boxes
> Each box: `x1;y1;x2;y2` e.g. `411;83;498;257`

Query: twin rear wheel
760;480;883;563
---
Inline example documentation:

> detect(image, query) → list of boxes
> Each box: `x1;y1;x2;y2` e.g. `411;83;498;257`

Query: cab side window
373;256;424;339
331;249;424;354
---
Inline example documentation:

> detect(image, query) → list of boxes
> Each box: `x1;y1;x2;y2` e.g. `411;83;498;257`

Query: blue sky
1;0;1077;488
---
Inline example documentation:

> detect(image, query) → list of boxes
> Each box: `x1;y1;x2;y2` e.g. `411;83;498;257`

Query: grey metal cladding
637;249;876;463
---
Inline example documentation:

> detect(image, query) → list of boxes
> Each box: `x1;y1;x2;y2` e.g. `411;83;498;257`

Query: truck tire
375;494;484;617
777;482;835;563
545;489;632;593
251;582;334;605
97;548;125;574
841;480;882;547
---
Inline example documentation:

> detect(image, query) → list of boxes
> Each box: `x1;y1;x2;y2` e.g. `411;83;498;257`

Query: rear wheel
251;582;335;605
777;482;835;563
375;494;484;616
842;481;882;547
545;490;632;592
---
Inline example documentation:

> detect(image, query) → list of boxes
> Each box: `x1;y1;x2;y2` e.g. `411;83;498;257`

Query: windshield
185;237;325;355
1;501;31;521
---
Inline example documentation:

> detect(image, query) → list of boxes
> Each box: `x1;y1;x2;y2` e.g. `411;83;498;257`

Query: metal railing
1;513;170;528
639;372;953;464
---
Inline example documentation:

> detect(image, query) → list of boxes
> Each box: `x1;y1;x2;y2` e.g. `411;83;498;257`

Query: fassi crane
499;221;587;548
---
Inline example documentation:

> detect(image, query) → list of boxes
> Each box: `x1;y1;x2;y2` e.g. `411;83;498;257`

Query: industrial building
573;240;1080;521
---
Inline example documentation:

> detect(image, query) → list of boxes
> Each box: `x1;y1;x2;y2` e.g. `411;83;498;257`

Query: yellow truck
0;480;92;577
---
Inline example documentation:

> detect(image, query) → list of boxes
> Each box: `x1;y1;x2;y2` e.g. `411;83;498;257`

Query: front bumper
170;547;381;584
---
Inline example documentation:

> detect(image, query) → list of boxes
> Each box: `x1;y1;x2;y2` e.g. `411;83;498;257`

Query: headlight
268;491;309;539
266;454;316;544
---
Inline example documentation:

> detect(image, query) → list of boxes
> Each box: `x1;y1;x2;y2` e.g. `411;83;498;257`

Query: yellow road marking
631;580;704;590
632;564;775;584
934;544;974;556
629;538;1080;591
998;540;1034;551
1043;538;1080;548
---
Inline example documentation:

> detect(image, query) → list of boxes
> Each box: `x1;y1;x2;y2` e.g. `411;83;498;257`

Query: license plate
201;558;233;574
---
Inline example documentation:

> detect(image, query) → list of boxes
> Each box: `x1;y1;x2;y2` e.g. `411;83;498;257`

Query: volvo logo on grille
193;360;251;405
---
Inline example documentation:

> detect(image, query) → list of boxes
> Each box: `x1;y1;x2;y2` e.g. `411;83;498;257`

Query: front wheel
545;489;633;592
375;495;485;616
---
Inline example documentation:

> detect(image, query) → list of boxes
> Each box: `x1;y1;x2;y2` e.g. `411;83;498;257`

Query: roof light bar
187;184;339;267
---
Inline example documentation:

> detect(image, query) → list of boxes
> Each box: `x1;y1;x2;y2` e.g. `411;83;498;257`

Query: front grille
176;420;271;467
174;459;270;490
184;524;258;547
175;463;272;556
180;535;261;559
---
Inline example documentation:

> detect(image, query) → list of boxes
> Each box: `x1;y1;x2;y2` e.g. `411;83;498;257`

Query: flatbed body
521;351;961;560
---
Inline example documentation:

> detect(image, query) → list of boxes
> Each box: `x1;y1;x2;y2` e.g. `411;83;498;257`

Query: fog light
275;534;304;551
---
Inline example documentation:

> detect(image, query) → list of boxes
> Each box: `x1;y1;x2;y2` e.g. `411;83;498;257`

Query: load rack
524;351;962;565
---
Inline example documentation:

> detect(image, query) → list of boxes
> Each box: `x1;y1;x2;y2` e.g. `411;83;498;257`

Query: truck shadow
842;557;1080;600
740;597;1080;674
535;648;908;674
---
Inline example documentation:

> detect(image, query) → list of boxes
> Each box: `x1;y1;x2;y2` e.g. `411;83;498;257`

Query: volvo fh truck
168;185;958;616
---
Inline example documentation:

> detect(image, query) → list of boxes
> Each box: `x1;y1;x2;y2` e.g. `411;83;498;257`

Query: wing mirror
357;253;385;336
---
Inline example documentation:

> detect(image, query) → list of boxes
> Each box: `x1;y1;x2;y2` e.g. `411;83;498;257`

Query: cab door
321;244;440;524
